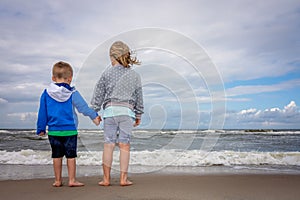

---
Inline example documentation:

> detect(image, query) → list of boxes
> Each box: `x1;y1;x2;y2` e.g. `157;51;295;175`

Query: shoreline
1;174;300;200
1;164;300;181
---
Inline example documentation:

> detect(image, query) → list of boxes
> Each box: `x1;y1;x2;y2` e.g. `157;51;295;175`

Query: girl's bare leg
99;143;115;186
119;143;132;186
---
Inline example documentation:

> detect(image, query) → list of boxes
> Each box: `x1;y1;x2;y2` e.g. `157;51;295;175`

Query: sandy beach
1;174;300;200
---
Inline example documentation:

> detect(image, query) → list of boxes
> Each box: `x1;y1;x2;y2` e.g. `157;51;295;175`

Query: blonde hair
52;61;73;79
109;41;140;68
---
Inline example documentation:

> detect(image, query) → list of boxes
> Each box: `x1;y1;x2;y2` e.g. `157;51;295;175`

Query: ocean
1;129;300;180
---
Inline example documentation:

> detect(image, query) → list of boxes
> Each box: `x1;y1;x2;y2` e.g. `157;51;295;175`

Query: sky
0;0;299;130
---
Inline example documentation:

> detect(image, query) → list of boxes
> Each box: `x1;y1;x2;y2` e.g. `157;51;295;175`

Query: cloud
0;83;46;103
226;79;300;97
225;101;300;128
7;112;37;121
195;0;300;82
5;112;38;129
0;98;8;104
0;0;299;129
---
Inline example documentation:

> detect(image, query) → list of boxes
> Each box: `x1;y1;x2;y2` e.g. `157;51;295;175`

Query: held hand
93;117;100;126
133;118;141;127
93;116;102;126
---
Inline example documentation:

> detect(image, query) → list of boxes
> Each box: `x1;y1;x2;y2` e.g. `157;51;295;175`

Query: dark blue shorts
48;135;77;158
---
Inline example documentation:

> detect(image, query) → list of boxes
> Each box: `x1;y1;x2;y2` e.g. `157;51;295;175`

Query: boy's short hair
52;61;73;79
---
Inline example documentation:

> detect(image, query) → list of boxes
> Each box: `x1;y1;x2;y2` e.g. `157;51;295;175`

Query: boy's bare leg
119;143;132;186
67;158;84;187
53;158;63;187
99;143;115;186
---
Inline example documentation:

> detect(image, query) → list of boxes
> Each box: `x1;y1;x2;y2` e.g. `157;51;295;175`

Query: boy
37;61;101;187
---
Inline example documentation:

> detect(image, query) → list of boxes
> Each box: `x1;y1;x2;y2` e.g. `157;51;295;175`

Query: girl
91;41;144;186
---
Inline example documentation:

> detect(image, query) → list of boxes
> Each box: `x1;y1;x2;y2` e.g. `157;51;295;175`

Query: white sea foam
1;149;299;167
0;150;52;165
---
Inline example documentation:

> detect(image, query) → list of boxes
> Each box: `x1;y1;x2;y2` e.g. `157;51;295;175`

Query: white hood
46;83;73;102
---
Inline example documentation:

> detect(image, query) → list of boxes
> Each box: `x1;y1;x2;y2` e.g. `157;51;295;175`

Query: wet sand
1;174;300;200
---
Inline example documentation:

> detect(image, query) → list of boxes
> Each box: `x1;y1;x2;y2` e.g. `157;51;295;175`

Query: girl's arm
134;75;144;120
91;75;106;112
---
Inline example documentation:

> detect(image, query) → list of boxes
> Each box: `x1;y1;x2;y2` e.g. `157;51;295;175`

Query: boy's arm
36;91;47;135
72;91;98;120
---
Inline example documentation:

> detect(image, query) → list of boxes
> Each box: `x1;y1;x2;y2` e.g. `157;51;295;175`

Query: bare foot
98;181;110;186
52;181;63;187
68;181;84;187
120;180;133;186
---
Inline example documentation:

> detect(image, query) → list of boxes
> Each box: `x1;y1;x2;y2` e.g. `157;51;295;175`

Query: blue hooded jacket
36;83;98;136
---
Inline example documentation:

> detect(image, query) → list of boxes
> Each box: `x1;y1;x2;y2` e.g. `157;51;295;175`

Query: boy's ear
52;76;56;82
67;76;73;84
